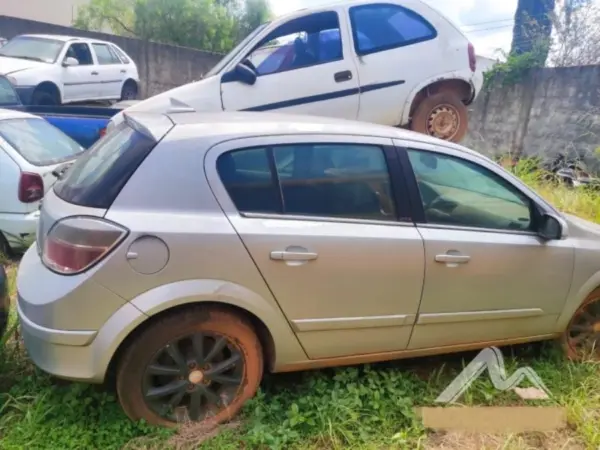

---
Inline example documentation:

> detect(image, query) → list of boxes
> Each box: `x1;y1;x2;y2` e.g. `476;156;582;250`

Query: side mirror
62;57;79;67
222;63;257;86
539;213;568;240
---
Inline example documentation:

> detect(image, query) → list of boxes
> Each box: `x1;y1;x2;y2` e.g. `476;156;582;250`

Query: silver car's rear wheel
116;307;263;427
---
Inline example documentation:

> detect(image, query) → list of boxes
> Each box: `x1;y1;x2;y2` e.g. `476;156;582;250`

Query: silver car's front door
206;134;425;359
397;141;575;350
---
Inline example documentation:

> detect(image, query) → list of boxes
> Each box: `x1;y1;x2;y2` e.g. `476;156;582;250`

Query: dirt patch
426;430;584;450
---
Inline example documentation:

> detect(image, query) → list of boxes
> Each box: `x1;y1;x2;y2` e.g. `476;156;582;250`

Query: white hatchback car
111;0;483;143
0;109;85;254
0;34;140;106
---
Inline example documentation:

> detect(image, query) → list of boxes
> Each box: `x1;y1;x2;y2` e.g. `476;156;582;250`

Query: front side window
93;43;121;64
349;4;437;56
407;149;534;231
217;144;396;221
64;43;93;65
0;36;65;63
0;118;84;166
249;12;343;76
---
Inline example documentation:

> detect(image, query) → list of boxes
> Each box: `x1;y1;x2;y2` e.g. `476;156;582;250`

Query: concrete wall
0;15;224;98
464;65;600;169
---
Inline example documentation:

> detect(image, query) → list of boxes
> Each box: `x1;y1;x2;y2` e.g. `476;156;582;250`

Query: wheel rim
426;104;460;140
142;333;244;423
566;300;600;358
123;88;136;100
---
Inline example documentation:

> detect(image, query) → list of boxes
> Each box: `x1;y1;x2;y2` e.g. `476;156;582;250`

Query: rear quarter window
0;118;83;166
53;122;156;209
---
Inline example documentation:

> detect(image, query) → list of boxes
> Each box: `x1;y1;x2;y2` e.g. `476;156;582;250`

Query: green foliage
73;0;272;52
484;42;549;89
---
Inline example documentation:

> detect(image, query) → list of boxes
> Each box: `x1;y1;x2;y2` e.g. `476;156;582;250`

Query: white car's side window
407;149;535;232
247;11;344;77
64;43;94;66
92;43;122;65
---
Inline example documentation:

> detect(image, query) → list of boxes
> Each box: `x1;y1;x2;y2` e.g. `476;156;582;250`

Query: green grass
1;165;600;450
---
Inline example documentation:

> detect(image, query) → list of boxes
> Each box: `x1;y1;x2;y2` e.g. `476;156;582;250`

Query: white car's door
91;42;126;99
61;43;100;102
346;2;441;126
220;10;360;120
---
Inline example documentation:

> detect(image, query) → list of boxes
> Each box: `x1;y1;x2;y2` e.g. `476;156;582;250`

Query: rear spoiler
123;111;174;142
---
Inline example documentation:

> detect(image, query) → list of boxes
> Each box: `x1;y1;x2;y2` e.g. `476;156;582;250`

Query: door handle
334;70;353;83
270;251;318;261
91;71;99;75
435;254;471;264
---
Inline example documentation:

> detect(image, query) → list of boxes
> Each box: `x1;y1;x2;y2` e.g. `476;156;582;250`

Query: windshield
205;22;270;77
0;36;65;63
0;118;84;166
0;77;20;106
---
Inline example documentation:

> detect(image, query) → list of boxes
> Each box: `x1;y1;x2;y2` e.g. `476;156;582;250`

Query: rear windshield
0;118;84;166
53;122;156;209
0;77;20;106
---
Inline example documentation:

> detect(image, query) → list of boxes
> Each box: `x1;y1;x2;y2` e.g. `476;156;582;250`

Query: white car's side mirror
62;57;79;67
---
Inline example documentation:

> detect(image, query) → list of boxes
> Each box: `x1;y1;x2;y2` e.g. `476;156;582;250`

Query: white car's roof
0;108;38;121
160;111;484;160
19;34;116;46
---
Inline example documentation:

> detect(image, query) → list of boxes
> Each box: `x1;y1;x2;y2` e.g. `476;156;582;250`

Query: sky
268;0;519;59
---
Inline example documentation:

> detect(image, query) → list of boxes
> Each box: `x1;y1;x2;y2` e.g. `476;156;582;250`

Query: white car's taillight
42;216;128;275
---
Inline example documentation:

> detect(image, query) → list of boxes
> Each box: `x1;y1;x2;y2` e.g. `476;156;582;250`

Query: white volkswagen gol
109;0;484;143
17;111;600;428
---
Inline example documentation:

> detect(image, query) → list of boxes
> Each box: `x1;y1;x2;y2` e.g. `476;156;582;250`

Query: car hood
109;75;221;129
0;56;45;75
562;212;600;238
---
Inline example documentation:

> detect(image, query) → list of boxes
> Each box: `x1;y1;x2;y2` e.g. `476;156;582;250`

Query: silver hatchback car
16;111;600;427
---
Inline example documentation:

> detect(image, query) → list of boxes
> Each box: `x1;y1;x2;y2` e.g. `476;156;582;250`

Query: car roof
161;111;484;160
18;34;116;46
0;108;38;121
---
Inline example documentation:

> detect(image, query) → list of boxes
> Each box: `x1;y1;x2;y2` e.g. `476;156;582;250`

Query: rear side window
217;144;396;221
92;43;121;65
111;45;130;64
0;118;83;166
349;3;437;55
53;123;156;209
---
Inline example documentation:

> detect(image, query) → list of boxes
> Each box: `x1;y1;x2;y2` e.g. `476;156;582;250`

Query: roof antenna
167;97;195;113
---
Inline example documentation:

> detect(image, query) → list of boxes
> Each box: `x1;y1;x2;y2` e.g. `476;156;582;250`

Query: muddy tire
116;307;263;427
410;92;468;143
561;291;600;361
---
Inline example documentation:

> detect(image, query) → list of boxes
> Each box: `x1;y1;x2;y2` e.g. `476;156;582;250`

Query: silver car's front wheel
563;294;600;360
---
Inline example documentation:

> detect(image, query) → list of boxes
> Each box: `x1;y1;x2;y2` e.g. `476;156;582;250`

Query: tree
549;0;600;67
73;0;272;52
510;0;556;62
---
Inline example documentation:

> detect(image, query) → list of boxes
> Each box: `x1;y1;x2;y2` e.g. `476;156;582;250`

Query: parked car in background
0;109;85;254
0;74;127;148
0;264;8;338
110;0;483;143
0;34;140;106
17;110;600;428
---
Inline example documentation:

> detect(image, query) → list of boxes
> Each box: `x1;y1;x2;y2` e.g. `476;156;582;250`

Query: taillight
42;216;128;275
468;42;476;72
18;172;44;203
99;127;107;137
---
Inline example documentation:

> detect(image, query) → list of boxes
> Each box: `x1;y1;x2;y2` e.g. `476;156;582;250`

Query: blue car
0;74;122;149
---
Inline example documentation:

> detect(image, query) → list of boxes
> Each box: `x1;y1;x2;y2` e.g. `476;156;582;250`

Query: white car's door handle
435;254;471;264
270;251;318;261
